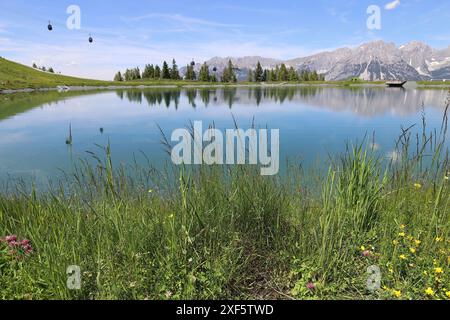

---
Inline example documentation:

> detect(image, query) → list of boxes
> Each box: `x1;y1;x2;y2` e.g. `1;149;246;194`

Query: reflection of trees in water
116;87;448;116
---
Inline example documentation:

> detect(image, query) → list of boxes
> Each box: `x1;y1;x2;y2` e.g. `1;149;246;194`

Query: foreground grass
0;111;449;300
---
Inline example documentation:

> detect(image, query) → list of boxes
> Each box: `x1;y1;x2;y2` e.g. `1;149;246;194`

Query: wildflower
414;240;421;247
400;224;406;230
393;240;399;245
446;291;450;299
425;287;435;296
168;214;174;219
435;237;443;243
148;189;153;193
398;232;406;237
362;250;372;258
389;268;394;274
5;235;17;243
306;282;315;291
360;245;366;251
414;183;422;189
434;267;443;275
399;254;407;260
409;248;416;254
392;290;402;298
445;176;449;181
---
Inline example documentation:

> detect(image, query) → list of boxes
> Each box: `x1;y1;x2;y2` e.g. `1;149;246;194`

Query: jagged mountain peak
183;40;450;81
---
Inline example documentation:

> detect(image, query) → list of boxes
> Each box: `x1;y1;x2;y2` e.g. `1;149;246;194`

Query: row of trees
32;63;55;73
114;59;238;83
248;62;325;82
113;59;323;83
114;59;181;82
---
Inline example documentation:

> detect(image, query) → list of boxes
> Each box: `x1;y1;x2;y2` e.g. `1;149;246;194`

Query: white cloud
385;0;401;10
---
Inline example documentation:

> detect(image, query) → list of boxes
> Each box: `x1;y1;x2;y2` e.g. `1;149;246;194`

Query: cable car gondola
190;60;195;66
47;21;53;31
212;67;217;72
88;34;93;43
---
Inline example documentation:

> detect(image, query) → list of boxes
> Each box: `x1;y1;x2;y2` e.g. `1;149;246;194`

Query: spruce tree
278;64;288;81
198;63;210;82
162;61;171;79
114;71;124;82
154;65;161;79
254;61;264;82
170;59;180;80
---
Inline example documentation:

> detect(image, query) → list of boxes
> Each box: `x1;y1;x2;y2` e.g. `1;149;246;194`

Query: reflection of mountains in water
115;87;449;117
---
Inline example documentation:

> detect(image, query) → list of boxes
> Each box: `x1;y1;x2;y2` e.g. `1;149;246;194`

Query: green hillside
0;57;115;90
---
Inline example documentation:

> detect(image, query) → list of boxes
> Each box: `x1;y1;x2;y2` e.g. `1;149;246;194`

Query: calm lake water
0;86;448;185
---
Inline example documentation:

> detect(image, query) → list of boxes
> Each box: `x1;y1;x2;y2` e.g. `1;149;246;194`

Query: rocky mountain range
185;41;450;81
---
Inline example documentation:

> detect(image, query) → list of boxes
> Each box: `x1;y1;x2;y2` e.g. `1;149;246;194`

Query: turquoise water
0;87;448;185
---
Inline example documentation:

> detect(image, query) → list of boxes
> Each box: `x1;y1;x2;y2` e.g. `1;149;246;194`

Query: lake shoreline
2;82;450;94
0;82;388;94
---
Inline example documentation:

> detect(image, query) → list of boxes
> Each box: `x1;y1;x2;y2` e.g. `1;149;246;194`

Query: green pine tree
198;63;210;82
254;61;264;82
154;65;161;79
162;61;171;79
114;71;124;81
170;59;180;80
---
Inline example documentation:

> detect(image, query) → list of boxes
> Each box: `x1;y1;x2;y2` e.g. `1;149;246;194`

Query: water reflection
110;87;448;117
0;86;448;183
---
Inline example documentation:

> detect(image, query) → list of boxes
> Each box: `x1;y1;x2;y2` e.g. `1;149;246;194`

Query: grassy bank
0;58;206;91
1;106;449;300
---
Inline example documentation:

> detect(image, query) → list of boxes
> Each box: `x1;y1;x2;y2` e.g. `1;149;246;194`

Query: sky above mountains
1;0;449;80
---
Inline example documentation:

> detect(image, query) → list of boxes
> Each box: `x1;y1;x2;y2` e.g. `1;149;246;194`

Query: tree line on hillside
32;63;56;74
114;59;324;83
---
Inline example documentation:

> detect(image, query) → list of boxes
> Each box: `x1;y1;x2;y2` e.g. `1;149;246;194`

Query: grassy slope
0;58;202;90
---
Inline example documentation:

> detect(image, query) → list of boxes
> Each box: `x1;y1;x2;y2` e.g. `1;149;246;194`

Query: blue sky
1;0;449;80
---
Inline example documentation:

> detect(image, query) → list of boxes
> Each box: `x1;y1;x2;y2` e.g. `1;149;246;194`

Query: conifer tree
198;63;210;82
170;59;180;80
114;71;124;81
254;61;264;82
162;61;171;79
154;65;161;79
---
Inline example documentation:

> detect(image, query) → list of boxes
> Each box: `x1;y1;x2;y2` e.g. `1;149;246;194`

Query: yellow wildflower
435;267;443;275
445;176;449;181
414;239;421;246
435;237;443;243
399;254;407;260
400;224;406;229
446;291;450;299
360;245;366;251
168;214;174;219
392;290;402;298
399;232;406;237
409;248;416;254
414;183;422;189
148;189;153;193
393;240;399;245
425;287;435;296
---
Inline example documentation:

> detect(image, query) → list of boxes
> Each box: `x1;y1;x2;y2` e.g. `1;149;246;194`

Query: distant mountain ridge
187;41;450;81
